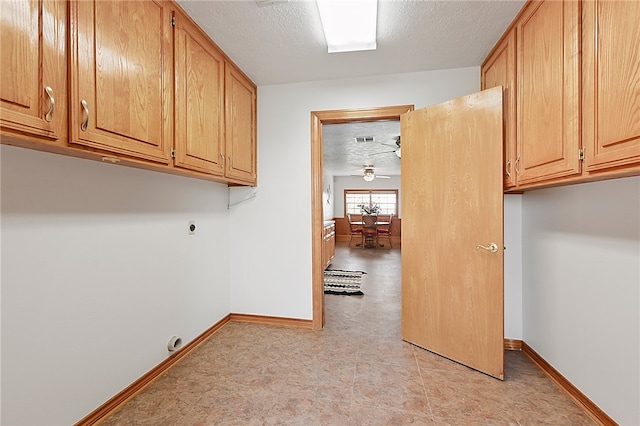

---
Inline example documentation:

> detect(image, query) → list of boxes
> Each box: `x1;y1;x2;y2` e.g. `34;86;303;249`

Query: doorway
310;105;414;329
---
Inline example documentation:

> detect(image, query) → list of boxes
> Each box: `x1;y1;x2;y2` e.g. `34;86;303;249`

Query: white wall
228;66;523;337
322;171;334;221
0;66;527;424
229;67;482;318
504;194;523;339
1;145;232;425
332;175;401;218
522;176;640;425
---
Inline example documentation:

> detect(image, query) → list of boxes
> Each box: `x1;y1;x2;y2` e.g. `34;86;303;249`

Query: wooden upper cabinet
173;11;225;176
583;0;640;172
516;0;580;185
2;0;257;185
482;29;517;189
1;0;67;144
225;64;257;185
69;0;173;163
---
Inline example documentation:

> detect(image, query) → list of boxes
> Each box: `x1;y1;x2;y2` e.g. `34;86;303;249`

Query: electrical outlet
188;220;196;235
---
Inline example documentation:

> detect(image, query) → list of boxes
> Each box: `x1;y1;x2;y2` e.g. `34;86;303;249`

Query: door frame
310;105;414;329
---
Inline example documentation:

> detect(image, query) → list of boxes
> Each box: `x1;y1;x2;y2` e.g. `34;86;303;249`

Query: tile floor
101;242;595;425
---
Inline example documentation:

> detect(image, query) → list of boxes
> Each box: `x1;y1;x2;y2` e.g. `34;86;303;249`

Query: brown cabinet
515;0;581;185
322;221;336;270
482;0;638;192
69;0;173;163
582;0;640;172
1;0;67;145
2;0;258;186
225;64;257;185
173;10;225;176
174;10;256;185
481;29;517;189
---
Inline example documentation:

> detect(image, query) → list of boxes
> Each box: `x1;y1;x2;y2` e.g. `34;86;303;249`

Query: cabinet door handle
44;86;55;122
80;99;89;131
514;156;521;175
220;152;225;167
505;159;511;178
228;155;232;168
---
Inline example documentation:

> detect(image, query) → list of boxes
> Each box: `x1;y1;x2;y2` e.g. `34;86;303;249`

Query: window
345;190;398;215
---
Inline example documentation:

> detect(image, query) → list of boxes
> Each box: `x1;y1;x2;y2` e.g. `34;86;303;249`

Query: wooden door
583;0;640;172
70;0;172;163
401;87;504;380
174;12;225;175
482;29;517;189
1;0;67;143
225;64;257;185
516;0;580;185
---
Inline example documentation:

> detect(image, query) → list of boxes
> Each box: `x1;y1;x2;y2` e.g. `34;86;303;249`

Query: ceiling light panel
316;0;378;53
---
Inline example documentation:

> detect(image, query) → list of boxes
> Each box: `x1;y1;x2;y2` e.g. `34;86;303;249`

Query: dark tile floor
101;242;595;425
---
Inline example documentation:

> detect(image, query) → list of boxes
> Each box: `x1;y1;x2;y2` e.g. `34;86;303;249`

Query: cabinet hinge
170;16;176;27
578;147;585;161
171;148;176;158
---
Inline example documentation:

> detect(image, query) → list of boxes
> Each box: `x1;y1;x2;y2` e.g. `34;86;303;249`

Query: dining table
351;220;391;248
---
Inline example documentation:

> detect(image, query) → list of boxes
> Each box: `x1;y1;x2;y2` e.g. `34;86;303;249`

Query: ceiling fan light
316;0;378;53
363;169;375;181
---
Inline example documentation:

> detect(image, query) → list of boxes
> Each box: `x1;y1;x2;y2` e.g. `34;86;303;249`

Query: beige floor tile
100;242;595;425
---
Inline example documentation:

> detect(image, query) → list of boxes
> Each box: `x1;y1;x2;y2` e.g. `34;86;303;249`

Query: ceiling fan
370;136;401;159
352;165;391;182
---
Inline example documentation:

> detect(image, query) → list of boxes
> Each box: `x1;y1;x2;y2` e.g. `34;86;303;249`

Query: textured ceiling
176;0;525;86
175;0;526;177
323;120;401;177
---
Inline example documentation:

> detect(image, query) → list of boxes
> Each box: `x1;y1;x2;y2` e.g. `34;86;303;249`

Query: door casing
310;105;414;329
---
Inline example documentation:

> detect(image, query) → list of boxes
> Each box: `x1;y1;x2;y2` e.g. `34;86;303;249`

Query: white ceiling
322;120;401;177
175;0;526;178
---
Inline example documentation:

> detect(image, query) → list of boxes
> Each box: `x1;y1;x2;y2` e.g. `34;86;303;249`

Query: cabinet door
70;0;172;163
516;0;580;185
482;29;517;189
174;13;225;175
328;230;336;265
225;64;257;185
1;0;67;143
583;1;640;171
322;226;335;269
322;233;328;270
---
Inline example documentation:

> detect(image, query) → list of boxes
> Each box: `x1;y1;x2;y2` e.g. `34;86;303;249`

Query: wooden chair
347;214;363;248
376;213;393;248
362;214;378;248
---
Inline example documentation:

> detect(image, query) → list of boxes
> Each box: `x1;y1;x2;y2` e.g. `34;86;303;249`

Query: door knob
475;243;499;253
